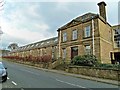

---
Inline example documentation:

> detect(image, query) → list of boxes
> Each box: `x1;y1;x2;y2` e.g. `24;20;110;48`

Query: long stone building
8;37;58;61
7;1;120;64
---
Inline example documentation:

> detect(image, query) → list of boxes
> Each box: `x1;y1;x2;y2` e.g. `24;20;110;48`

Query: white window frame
84;26;91;37
63;48;66;59
116;40;120;47
63;32;67;42
115;29;120;35
85;45;91;55
72;30;78;40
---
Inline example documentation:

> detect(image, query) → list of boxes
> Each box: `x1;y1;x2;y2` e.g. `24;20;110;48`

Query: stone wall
66;66;119;80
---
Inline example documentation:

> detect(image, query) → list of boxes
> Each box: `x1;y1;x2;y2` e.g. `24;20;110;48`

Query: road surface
1;60;119;89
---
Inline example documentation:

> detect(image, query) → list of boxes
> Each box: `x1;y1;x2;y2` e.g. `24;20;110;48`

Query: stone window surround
84;45;91;55
72;29;78;40
84;25;91;38
62;48;66;59
63;32;67;42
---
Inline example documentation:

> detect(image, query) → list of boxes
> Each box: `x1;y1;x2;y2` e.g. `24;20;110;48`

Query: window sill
83;36;92;39
62;41;67;43
71;39;78;41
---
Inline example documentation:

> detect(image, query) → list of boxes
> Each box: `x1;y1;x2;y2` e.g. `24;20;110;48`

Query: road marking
12;81;17;86
7;77;10;80
56;79;92;89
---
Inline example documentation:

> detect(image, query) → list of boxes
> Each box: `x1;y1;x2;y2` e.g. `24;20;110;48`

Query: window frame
116;40;120;47
84;25;91;38
115;29;120;35
62;48;66;59
72;29;78;40
85;45;91;55
63;32;67;42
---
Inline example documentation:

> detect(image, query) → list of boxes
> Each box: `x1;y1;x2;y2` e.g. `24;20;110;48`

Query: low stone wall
3;58;120;80
3;58;52;69
66;66;119;80
18;61;53;69
3;58;62;69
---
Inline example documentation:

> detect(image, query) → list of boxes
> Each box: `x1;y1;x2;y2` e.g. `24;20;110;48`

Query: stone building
57;1;113;64
7;1;119;64
0;49;10;57
9;37;58;61
110;25;120;64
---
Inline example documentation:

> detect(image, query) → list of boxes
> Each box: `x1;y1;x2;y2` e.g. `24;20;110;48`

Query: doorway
71;46;78;60
114;52;120;63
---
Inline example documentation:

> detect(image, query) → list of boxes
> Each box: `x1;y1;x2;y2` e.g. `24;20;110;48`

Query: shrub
41;55;52;63
71;55;98;66
96;63;120;70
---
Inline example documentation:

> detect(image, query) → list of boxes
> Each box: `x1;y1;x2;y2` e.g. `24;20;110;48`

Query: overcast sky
0;0;119;49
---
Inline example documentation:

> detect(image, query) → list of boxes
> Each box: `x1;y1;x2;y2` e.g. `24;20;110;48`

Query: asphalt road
1;60;119;89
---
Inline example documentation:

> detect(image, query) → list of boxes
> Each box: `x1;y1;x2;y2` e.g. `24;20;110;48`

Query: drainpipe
58;30;61;59
92;17;95;56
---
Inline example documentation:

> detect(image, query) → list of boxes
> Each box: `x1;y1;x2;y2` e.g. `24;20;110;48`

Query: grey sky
0;0;119;49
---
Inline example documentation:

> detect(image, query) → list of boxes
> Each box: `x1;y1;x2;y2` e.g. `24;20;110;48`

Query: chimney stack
98;1;107;21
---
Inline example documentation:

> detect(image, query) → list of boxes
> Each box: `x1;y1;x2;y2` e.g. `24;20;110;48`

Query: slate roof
57;12;111;31
12;37;58;52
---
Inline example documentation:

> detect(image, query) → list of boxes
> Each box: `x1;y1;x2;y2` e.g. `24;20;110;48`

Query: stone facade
8;37;58;61
67;66;119;80
110;25;120;64
57;12;113;64
6;1;119;64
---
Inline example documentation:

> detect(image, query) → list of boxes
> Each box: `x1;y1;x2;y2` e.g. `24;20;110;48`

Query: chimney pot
98;1;106;6
97;1;107;21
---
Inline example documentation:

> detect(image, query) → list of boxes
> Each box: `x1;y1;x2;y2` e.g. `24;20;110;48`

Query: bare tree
8;43;19;51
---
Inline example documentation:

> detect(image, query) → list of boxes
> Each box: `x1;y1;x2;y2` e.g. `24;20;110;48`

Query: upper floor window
85;45;91;55
52;46;55;53
115;29;120;35
63;32;67;42
44;47;47;55
117;40;120;47
72;30;78;40
114;35;120;41
84;26;91;37
114;29;120;48
115;40;120;48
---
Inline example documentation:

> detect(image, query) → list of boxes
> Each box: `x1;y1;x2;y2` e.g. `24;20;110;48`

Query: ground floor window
111;52;120;64
62;48;66;59
85;45;91;55
71;46;78;60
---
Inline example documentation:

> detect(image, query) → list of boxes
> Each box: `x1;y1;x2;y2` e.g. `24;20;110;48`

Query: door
114;52;120;63
71;46;78;60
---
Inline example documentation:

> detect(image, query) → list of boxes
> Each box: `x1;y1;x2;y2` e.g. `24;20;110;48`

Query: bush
71;55;98;66
96;63;120;70
41;55;52;63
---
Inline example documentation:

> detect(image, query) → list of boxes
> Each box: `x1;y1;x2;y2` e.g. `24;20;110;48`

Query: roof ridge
58;12;97;30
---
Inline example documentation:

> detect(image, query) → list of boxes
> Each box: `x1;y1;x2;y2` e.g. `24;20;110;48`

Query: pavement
37;68;119;85
12;61;119;86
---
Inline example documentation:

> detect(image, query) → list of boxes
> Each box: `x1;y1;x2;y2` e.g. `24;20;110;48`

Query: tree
8;43;19;51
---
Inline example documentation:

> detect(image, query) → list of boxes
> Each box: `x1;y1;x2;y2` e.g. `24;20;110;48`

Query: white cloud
34;23;49;31
55;2;71;13
1;2;53;48
2;19;45;41
6;0;120;2
1;0;118;49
